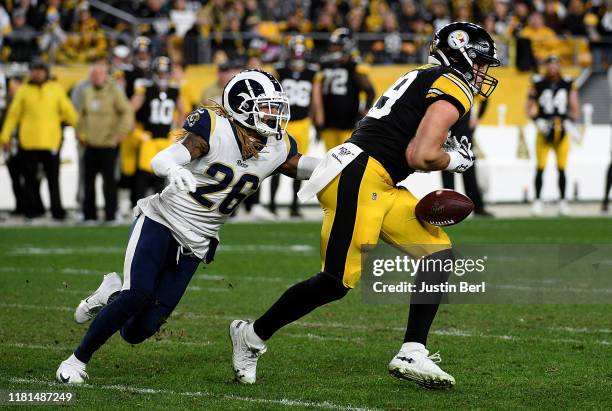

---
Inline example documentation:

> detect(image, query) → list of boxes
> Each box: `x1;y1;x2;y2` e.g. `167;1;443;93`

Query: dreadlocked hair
202;100;264;160
169;128;189;142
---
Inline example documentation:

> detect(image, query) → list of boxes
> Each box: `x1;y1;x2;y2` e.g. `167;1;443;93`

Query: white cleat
249;204;277;222
56;355;88;385
388;343;455;389
229;320;267;384
532;200;543;216
558;200;570;216
74;272;122;324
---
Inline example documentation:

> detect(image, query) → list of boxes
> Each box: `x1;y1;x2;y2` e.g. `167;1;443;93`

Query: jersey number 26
189;163;260;215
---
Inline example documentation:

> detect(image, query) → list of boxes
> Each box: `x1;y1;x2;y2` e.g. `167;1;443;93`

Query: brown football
415;189;474;226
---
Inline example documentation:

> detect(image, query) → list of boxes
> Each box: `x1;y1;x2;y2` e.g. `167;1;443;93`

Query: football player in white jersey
55;70;321;384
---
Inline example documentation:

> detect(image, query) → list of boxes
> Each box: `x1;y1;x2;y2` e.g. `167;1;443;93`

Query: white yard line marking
5;377;379;411
0;267;106;276
548;326;612;334
218;244;316;253
1;302;610;346
286;333;364;343
5;244;316;257
196;274;292;283
6;246;125;256
52;286;229;295
0;266;293;283
1;342;72;351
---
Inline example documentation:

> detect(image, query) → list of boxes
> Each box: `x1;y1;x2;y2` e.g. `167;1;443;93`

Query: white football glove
168;165;197;193
562;119;582;144
535;118;551;135
444;136;474;173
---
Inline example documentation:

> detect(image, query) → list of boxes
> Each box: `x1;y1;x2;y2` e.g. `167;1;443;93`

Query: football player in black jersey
231;22;500;389
313;28;375;150
526;56;579;216
118;37;154;208
131;56;185;203
269;35;320;217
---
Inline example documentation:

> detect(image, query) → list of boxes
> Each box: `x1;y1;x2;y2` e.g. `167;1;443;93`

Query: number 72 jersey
348;64;474;184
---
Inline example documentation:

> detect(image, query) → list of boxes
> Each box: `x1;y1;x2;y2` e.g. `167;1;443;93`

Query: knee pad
308;272;350;302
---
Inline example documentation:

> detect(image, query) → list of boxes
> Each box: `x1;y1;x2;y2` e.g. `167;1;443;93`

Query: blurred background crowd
0;0;611;223
0;0;610;68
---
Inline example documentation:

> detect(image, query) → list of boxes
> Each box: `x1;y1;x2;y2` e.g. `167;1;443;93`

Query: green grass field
0;218;611;410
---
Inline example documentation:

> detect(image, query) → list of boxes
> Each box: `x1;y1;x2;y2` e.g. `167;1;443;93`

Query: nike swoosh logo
59;373;70;383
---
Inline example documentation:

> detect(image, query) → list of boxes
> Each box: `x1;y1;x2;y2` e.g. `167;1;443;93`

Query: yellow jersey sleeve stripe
206;108;217;135
442;73;474;106
355;64;370;75
428;77;472;114
282;132;291;153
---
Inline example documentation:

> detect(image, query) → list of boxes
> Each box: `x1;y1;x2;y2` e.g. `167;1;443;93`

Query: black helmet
132;36;151;54
151;56;171;88
287;35;308;60
286;35;309;70
327;27;355;61
132;36;151;70
330;28;353;50
430;22;500;98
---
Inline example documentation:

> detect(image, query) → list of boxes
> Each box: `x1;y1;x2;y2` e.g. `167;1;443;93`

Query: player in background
441;96;493;217
269;35;320;217
313;28;375;150
200;59;242;106
230;22;499;390
117;37;153;210
527;56;579;216
241;43;278;220
603;65;612;213
130;56;185;203
124;36;152;99
56;69;321;384
1;64;29;217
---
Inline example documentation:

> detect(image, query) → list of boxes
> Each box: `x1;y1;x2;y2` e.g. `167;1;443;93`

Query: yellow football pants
536;132;570;170
318;154;451;288
320;128;353;151
287;117;311;154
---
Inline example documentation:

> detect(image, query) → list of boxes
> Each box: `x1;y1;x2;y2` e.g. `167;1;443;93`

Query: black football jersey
348;64;474;184
531;75;574;120
123;66;148;99
135;80;180;138
274;63;318;121
319;60;367;130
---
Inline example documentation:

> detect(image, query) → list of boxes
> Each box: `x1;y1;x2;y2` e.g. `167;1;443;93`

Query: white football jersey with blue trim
137;108;297;260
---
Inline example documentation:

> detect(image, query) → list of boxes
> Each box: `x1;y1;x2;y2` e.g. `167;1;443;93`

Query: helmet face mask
252;95;290;138
287;35;308;71
430;22;500;98
327;28;354;62
223;70;290;139
152;56;172;90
